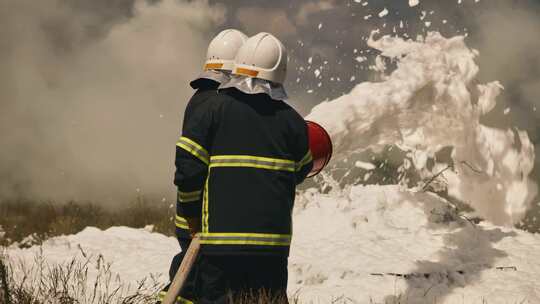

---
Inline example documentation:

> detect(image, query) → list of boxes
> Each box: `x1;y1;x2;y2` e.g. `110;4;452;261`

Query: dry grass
227;289;294;304
0;196;175;247
0;251;305;304
0;250;162;304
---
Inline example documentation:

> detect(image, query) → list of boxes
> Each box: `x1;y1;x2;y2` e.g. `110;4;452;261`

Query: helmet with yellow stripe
232;32;288;85
205;29;248;72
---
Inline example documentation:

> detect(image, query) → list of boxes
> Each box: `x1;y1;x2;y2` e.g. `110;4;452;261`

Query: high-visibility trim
200;232;291;246
177;190;202;203
202;174;210;234
235;67;259;77
204;63;224;70
296;150;313;171
157;291;194;304
176;136;209;165
210;155;295;172
175;215;189;230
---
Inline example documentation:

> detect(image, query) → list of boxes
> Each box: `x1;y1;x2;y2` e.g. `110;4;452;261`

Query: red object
306;120;333;177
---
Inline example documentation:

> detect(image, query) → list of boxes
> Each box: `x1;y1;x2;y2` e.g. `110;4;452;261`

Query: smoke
469;1;540;226
472;2;540;143
235;7;297;39
0;0;226;204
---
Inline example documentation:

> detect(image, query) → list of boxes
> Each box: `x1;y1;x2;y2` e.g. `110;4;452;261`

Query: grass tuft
0;251;162;304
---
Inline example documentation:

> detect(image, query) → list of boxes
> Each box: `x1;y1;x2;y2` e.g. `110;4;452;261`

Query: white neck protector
219;75;288;101
192;70;231;86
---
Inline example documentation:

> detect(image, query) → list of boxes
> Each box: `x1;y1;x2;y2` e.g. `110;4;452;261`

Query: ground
5;185;540;303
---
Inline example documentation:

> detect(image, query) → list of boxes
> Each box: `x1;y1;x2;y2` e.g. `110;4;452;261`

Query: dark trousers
169;238;192;281
195;254;289;304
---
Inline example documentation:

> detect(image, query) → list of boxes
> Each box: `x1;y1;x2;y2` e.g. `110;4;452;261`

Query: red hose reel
305;120;333;177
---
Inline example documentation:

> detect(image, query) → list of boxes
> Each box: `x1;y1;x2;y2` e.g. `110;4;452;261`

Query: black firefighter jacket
173;78;220;240
174;86;313;256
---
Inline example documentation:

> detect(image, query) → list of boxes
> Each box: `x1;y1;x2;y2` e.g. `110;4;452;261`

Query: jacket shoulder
279;101;305;128
185;88;221;115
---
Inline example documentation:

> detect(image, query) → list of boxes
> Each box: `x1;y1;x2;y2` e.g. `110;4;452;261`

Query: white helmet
204;29;248;72
232;32;288;85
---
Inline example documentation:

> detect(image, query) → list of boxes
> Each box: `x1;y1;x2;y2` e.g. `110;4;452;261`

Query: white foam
355;161;376;170
355;56;367;63
409;0;420;7
9;187;540;303
290;185;540;303
306;32;537;225
7;227;176;297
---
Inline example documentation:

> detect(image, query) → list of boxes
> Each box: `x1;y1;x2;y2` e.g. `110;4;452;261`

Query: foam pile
7;186;540;303
290;185;540;303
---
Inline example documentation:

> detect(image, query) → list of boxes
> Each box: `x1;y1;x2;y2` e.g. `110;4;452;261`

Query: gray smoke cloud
2;0;539;218
473;3;540;132
0;0;225;204
469;1;540;226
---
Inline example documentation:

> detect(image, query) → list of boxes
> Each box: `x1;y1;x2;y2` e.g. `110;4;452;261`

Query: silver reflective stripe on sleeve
200;232;291;246
157;291;194;304
296;150;313;171
178;190;202;203
209;155;295;172
175;215;189;230
176;136;209;165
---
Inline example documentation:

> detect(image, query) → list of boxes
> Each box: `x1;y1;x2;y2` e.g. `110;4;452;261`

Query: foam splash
306;32;537;225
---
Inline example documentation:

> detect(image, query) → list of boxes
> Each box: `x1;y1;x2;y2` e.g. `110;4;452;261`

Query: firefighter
175;32;313;303
157;28;247;304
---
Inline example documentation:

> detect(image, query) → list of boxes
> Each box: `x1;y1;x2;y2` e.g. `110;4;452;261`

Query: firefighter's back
200;87;311;256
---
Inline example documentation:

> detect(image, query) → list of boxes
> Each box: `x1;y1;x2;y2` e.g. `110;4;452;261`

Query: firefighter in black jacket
157;29;247;304
176;32;313;303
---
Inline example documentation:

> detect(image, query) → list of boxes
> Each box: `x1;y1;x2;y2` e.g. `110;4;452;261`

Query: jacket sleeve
174;93;215;218
293;119;314;185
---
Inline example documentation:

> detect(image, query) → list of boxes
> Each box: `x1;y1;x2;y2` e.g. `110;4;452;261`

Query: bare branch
422;165;453;192
460;161;484;174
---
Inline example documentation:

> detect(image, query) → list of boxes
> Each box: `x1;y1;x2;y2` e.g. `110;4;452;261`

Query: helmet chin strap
219;75;288;101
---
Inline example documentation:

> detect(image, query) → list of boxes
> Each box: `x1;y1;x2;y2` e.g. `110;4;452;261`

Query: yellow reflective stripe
296;150;313;171
202;240;290;246
210;162;295;171
177;297;194;304
175;215;189;230
202;174;210;234
158;291;167;301
211;155;294;164
157;291;194;304
209;155;295;172
176;136;209;165
178;190;202;203
200;232;291;246
202;232;291;238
